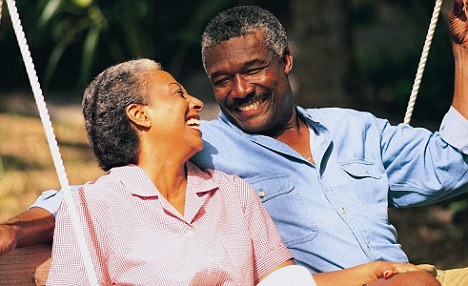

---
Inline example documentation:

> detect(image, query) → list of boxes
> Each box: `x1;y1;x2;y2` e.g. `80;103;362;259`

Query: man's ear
126;104;152;128
282;48;293;74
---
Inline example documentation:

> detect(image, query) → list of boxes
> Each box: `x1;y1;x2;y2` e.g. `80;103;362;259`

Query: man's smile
233;94;268;113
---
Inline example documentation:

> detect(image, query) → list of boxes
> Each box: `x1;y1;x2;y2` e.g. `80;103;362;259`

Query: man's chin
234;120;269;134
224;111;270;134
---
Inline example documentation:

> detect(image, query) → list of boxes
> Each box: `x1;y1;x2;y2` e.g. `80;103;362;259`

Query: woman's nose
188;95;204;112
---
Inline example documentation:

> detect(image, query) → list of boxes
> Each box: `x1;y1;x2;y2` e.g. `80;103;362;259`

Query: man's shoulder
201;118;228;131
302;106;383;128
303;106;376;120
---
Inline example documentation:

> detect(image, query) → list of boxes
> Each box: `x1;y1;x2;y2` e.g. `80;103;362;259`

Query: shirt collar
113;163;218;198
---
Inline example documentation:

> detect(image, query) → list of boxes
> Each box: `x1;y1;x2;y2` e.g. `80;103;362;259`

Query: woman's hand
313;261;425;286
370;261;422;280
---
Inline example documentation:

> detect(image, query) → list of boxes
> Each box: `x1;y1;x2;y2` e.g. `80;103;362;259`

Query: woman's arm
313;261;438;286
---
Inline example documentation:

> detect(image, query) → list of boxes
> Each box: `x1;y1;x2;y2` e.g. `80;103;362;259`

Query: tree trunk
290;0;360;108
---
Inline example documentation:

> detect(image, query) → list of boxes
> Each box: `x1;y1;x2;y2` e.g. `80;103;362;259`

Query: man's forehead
206;31;269;59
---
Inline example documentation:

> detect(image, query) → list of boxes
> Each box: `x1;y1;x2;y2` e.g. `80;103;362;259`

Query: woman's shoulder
203;167;256;203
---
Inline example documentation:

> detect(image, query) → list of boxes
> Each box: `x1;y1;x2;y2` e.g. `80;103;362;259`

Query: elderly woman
47;59;436;286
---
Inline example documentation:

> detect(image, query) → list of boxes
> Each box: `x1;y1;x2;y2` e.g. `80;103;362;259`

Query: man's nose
231;74;254;98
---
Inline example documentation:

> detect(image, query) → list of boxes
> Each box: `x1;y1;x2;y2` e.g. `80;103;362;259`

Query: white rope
404;0;444;124
0;0;3;23
4;0;98;285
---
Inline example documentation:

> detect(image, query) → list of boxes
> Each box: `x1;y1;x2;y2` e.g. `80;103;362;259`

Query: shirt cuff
256;265;316;286
29;185;83;217
439;106;468;155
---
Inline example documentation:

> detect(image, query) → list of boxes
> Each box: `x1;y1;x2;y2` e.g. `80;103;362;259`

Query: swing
0;0;445;285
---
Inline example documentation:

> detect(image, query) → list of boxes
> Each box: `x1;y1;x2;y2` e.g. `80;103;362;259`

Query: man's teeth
186;118;200;128
238;100;262;111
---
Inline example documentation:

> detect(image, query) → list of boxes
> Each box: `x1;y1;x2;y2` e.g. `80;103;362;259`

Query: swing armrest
0;243;51;285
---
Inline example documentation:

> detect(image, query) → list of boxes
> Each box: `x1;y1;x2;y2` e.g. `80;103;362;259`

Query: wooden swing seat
0;243;51;286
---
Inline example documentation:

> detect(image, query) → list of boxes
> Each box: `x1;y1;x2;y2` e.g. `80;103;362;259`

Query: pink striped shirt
47;162;292;285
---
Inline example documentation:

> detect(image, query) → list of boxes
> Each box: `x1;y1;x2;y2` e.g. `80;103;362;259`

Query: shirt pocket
246;174;318;247
338;160;388;219
339;160;381;179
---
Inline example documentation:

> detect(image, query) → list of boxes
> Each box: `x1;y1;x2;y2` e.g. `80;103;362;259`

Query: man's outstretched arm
449;0;468;119
0;207;55;256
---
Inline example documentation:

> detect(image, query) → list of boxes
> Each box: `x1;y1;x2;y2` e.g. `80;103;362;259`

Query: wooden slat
0;243;51;286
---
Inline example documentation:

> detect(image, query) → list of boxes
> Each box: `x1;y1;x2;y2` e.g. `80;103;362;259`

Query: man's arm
449;0;468;119
0;207;55;256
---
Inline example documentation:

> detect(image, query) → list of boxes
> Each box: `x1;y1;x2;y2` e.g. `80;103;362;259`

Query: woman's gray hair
82;58;162;171
201;6;288;72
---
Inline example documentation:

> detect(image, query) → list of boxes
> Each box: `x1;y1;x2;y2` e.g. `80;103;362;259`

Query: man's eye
213;78;229;86
245;67;263;75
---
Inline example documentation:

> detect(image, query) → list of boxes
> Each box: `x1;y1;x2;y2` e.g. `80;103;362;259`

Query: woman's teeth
186;118;200;129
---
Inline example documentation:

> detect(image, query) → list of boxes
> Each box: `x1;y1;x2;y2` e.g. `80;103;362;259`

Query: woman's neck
138;147;189;215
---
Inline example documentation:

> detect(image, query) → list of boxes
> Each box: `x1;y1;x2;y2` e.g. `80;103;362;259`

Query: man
1;1;467;285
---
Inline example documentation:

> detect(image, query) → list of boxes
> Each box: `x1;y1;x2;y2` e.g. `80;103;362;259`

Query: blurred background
0;0;467;268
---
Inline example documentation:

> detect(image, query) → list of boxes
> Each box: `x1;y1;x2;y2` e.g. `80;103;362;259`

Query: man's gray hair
201;6;288;72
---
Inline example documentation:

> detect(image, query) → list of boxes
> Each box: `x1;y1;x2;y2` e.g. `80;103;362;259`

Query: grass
0;95;103;221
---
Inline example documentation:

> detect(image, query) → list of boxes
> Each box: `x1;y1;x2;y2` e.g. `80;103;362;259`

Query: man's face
204;30;295;135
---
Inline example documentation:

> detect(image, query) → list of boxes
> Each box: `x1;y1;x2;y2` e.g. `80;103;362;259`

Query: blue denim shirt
32;106;468;273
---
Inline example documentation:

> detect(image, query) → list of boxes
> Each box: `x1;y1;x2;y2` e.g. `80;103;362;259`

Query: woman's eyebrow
169;82;182;89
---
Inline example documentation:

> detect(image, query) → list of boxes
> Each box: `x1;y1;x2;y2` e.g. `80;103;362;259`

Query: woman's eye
176;90;185;98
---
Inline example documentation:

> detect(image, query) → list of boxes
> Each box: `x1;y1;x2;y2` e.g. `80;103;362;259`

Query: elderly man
1;1;467;285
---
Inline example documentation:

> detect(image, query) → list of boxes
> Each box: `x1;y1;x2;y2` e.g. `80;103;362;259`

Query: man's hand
0;224;18;256
0;208;55;258
448;0;468;118
449;0;468;48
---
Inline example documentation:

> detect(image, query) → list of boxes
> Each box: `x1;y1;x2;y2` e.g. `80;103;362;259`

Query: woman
47;59;435;286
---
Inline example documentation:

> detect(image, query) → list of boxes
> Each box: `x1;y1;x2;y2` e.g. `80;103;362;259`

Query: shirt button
259;191;265;198
340;207;345;214
365;243;370;250
186;230;195;238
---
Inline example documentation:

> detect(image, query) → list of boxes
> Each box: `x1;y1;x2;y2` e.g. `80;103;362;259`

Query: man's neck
275;116;314;164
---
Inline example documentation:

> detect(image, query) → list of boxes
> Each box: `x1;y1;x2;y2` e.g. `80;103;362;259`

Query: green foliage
32;0;152;89
1;0;235;91
352;1;453;123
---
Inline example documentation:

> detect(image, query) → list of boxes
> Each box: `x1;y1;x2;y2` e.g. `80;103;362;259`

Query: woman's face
142;69;204;156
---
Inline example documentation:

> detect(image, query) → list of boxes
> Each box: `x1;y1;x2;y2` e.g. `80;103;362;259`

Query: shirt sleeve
230;175;293;282
29;185;83;217
439;106;468;155
378;109;468;206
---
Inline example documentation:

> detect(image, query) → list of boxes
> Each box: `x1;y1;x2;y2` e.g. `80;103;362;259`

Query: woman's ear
126;104;152;128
